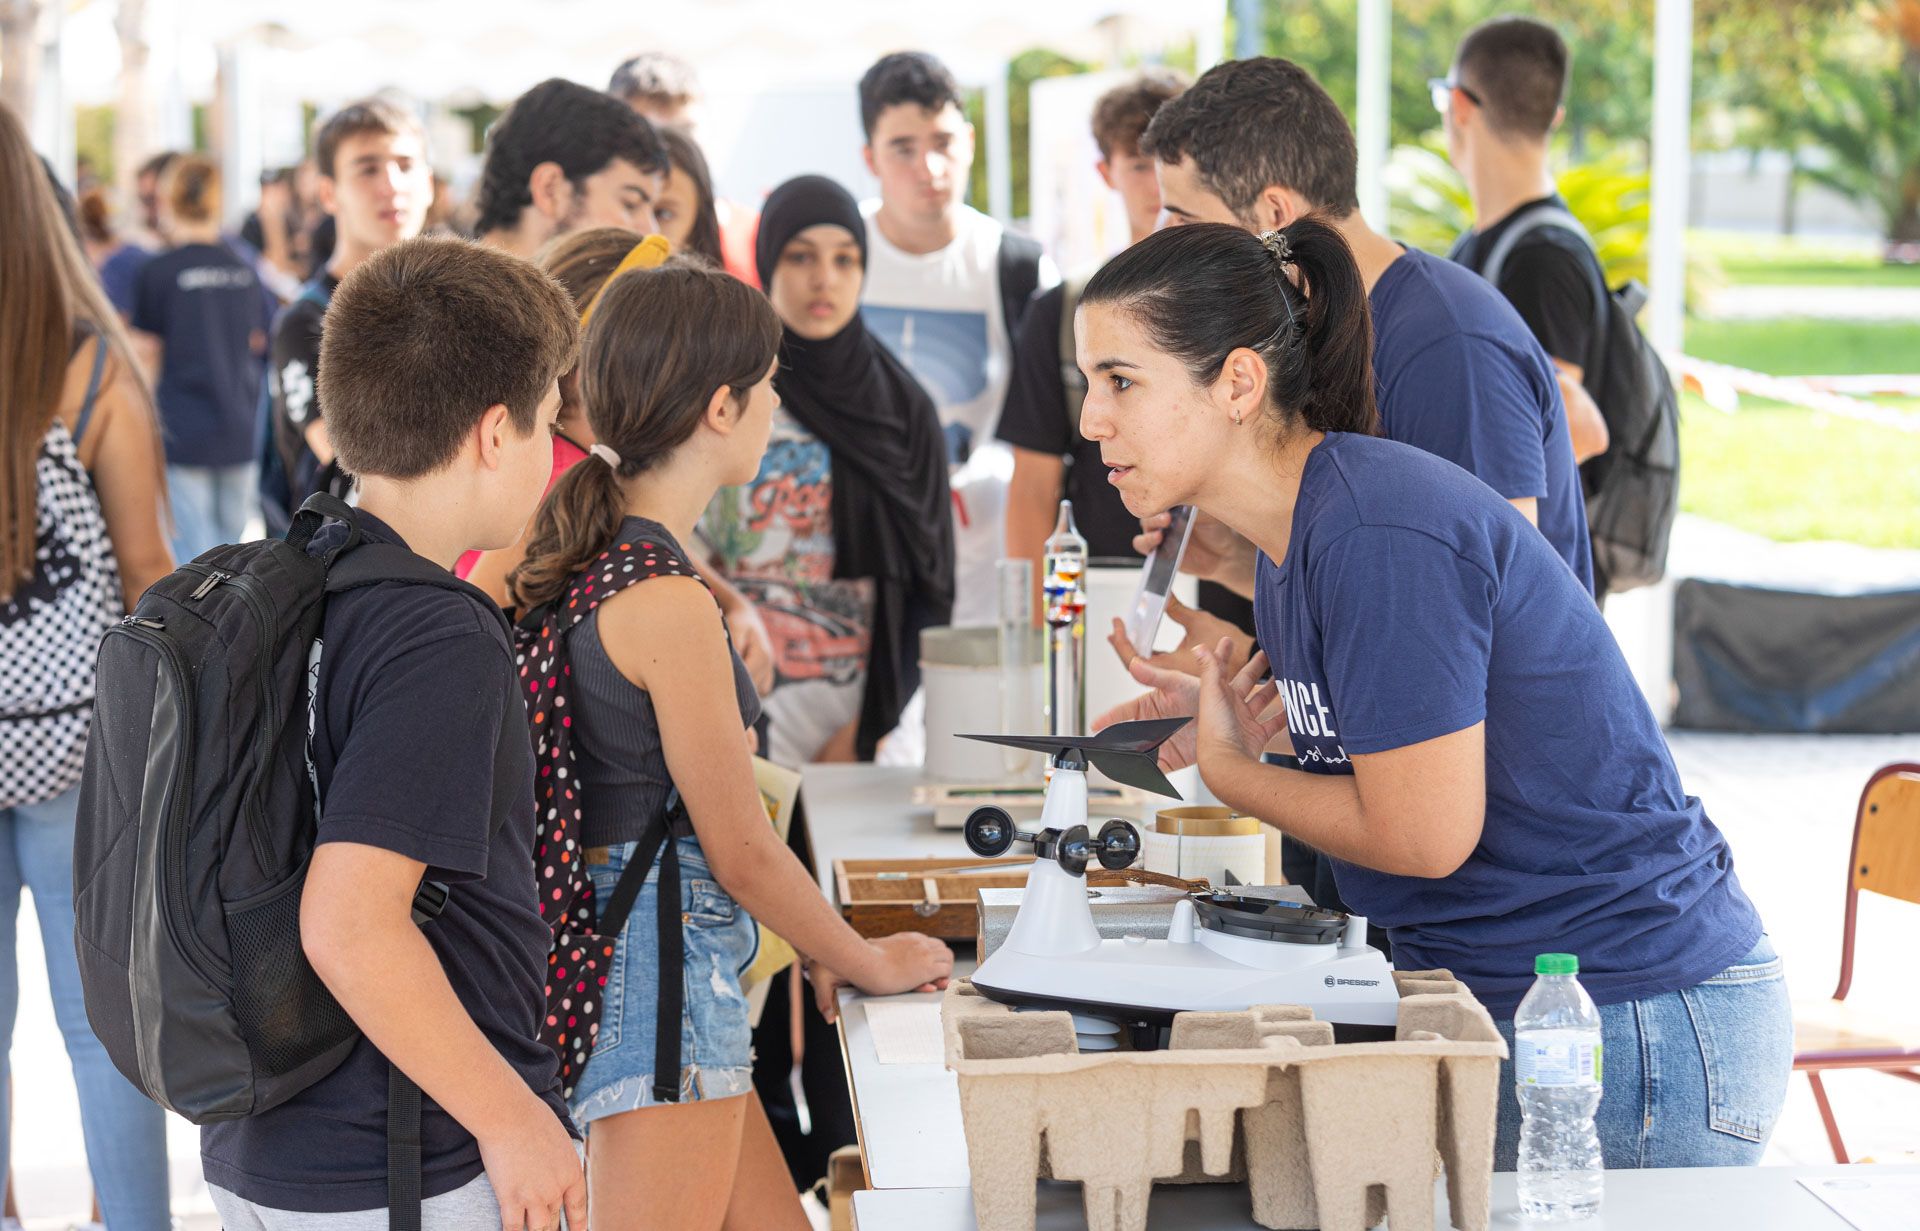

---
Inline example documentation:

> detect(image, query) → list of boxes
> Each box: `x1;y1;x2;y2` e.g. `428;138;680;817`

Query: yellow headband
579;234;673;327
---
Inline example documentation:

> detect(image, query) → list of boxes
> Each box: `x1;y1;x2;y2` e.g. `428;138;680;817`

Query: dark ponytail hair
508;256;780;612
1079;217;1378;438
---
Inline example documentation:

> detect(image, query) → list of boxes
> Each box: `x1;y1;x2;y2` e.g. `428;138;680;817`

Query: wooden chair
1792;762;1920;1162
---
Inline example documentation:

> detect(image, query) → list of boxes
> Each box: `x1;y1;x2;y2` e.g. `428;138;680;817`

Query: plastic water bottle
1514;953;1603;1220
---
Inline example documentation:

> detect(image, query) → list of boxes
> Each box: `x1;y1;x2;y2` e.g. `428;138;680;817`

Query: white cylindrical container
921;626;1042;783
1144;806;1266;886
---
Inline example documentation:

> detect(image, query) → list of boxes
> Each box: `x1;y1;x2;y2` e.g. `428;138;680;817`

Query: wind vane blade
956;717;1193;800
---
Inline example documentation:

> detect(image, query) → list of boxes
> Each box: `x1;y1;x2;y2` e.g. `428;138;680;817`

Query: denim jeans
1493;935;1793;1170
0;786;171;1229
569;835;759;1126
167;462;255;563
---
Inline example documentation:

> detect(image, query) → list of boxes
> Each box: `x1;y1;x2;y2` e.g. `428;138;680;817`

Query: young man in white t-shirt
857;51;1056;625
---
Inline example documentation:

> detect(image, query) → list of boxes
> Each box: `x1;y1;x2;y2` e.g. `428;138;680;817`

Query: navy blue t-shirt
1253;432;1760;1016
131;242;269;468
98;243;151;317
1368;247;1594;596
201;513;572;1211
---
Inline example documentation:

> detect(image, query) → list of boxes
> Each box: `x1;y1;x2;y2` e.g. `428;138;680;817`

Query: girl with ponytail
460;230;775;701
1087;219;1786;1170
509;257;950;1229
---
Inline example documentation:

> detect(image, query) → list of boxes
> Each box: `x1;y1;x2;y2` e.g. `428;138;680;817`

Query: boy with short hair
1135;56;1596;924
855;50;1056;626
1141;55;1592;593
200;237;587;1230
1440;17;1613;510
473;77;669;259
263;97;433;529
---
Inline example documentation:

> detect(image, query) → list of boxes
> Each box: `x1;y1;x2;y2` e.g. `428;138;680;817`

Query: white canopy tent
36;0;1693;360
40;0;1224;223
20;0;1699;712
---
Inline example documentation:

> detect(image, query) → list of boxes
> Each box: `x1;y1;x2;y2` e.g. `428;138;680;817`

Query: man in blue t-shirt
1133;57;1594;920
1140;57;1592;594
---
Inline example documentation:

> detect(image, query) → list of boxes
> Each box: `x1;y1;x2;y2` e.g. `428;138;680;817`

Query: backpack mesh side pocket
225;875;357;1078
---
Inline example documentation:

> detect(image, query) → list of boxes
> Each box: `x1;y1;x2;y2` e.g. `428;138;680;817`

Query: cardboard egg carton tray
941;970;1507;1231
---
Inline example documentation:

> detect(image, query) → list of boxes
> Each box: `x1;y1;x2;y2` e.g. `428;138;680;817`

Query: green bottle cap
1536;953;1579;976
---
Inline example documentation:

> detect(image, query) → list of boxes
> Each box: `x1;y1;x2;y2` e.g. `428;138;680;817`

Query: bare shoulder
594;574;729;688
64;335;150;451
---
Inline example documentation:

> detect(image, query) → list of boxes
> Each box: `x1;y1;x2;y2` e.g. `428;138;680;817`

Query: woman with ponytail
1089;219;1789;1171
508;257;950;1229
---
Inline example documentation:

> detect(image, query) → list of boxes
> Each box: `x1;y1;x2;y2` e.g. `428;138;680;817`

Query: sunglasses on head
1429;77;1483;115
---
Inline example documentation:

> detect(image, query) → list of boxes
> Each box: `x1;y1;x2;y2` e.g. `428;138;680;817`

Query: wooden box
834;857;1202;940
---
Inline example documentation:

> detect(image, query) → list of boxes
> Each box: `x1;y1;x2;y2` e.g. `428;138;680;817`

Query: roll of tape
1144;829;1265;886
1155;805;1261;838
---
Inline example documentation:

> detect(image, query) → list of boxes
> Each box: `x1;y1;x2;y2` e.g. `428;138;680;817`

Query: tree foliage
1248;0;1654;153
1697;0;1920;244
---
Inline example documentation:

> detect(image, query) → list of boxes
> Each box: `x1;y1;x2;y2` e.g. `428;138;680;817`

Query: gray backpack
1475;207;1680;595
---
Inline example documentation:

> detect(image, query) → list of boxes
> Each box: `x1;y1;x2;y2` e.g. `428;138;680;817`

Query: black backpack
1474;206;1680;594
74;493;503;1229
996;230;1044;347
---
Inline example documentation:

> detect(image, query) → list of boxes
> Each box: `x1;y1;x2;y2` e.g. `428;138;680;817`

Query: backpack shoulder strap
1480;206;1611;368
1058;275;1089;433
324;542;512;639
1479;206;1591;292
997;231;1044;342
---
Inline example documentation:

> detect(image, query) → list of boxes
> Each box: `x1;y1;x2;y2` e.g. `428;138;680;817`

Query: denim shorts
1493;935;1794;1170
568;835;759;1125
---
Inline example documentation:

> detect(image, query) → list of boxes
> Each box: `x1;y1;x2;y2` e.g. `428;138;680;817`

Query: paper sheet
865;1001;946;1065
1799;1174;1920;1231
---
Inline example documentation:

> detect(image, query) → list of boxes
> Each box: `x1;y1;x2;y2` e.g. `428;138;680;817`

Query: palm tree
1793;0;1920;249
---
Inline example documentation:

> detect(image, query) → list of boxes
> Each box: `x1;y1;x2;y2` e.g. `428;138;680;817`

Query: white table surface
835;988;972;1191
850;1165;1920;1230
803;764;982;1188
801;763;977;899
811;765;1920;1229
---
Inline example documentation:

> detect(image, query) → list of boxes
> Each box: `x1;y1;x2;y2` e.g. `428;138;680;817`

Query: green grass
1658;257;1920;548
1692;230;1920;289
1683;318;1920;376
1679;393;1920;549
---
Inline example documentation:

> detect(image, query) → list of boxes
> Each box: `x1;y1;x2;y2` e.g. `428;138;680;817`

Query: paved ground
7;731;1916;1228
1702;283;1920;322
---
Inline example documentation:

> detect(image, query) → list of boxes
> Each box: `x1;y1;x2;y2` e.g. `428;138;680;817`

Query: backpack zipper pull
122;615;165;630
190;570;231;601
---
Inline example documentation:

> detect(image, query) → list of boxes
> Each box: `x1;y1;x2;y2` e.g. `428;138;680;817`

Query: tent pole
1355;0;1390;231
986;63;1012;224
1231;0;1260;60
1649;0;1693;357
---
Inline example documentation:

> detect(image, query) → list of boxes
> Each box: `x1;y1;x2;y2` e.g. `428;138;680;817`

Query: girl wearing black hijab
699;175;954;765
